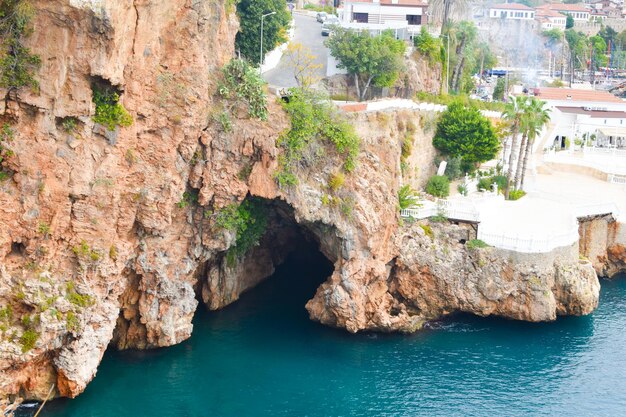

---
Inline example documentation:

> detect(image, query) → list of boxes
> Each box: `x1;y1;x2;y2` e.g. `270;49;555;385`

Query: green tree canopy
542;28;563;46
432;101;500;168
0;0;41;90
492;77;505;101
235;0;291;65
414;26;442;65
598;25;617;46
326;29;405;101
565;14;574;29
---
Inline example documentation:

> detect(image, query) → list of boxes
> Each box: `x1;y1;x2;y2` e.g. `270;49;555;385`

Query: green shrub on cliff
425;175;449;198
276;89;360;188
0;0;41;91
398;184;419;210
215;198;269;263
92;87;133;131
218;58;268;120
19;328;38;353
466;239;489;249
414;26;441;65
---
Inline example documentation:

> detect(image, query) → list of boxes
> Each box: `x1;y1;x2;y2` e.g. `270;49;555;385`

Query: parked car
316;12;327;23
321;17;339;36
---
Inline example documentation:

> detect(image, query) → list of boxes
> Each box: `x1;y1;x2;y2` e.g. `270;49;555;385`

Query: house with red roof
535;3;590;21
535;8;567;30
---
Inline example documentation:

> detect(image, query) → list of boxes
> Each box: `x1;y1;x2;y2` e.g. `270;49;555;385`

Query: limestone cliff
579;215;626;278
0;0;284;400
307;221;600;332
0;0;609;403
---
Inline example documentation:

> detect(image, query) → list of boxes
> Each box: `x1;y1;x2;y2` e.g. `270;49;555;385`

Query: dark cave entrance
200;197;336;313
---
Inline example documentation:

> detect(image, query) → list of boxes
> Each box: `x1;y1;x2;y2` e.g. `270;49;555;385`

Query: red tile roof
533;88;624;103
490;3;534;10
536;3;588;12
535;8;566;18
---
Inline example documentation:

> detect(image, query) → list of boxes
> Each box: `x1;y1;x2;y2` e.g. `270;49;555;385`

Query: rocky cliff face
0;0;610;403
579;216;626;278
0;0;285;400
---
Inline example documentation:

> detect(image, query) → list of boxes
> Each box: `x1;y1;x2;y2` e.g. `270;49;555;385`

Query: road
263;13;328;89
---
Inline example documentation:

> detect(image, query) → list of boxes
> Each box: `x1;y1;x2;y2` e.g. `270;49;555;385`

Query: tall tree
449;21;477;93
326;29;405;101
502;95;528;199
519;98;550;190
598;25;617;47
429;0;470;34
0;0;41;91
513;104;533;189
432;101;500;169
235;0;291;65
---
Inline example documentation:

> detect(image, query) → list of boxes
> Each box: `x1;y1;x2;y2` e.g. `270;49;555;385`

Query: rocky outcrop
307;221;600;333
0;0;285;400
579;216;626;278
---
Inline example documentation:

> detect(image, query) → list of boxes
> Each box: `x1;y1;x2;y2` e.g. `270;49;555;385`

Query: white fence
400;199;480;222
350;99;502;119
477;228;579;254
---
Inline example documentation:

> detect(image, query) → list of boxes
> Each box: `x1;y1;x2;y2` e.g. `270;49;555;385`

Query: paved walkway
263;13;328;89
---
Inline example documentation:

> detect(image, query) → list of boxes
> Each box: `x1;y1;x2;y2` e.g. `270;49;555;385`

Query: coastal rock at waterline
307;222;600;332
606;244;626;278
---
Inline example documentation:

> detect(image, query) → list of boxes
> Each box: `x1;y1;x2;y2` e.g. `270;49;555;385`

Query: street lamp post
260;11;277;71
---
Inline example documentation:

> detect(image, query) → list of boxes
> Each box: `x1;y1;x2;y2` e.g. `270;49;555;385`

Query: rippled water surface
36;255;626;417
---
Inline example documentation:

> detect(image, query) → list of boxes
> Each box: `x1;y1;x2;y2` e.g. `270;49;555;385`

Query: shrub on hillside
425;175;449;198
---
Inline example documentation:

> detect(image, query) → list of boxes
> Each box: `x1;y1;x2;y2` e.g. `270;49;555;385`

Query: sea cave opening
199;196;336;318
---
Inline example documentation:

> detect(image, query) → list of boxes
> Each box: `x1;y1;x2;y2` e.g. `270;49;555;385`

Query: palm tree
502;95;527;199
428;0;471;35
449;21;477;93
518;98;551;190
513;105;533;190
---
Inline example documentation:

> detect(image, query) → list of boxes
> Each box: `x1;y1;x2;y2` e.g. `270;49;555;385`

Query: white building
488;3;536;20
341;0;428;36
552;106;626;148
529;88;626;149
535;8;567;30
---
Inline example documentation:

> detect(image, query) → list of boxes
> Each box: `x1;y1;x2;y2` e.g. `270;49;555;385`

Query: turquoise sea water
30;253;626;417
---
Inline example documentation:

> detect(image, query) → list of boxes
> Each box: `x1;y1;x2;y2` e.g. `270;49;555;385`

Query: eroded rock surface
307;221;600;333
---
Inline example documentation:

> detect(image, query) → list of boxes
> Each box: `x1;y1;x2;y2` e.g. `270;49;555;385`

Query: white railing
352;99;502;119
400;199;480;222
477;228;579;254
572;202;620;219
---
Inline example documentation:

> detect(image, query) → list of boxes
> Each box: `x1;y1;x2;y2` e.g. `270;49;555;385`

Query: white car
321;17;339;36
